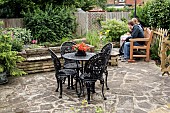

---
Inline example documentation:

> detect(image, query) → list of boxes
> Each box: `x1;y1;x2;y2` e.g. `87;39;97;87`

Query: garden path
0;59;170;113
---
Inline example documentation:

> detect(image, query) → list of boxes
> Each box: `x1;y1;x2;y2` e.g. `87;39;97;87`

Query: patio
0;60;170;113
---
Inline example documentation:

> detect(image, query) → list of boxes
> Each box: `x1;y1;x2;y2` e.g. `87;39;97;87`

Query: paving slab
0;60;170;113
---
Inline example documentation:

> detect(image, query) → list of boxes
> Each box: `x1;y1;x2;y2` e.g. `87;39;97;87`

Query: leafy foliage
10;38;23;52
129;2;151;27
23;5;76;43
150;38;160;60
147;0;170;29
74;0;107;11
106;6;133;12
7;28;32;44
0;0;36;18
0;0;107;18
130;0;170;29
0;24;26;76
86;31;101;49
101;19;129;41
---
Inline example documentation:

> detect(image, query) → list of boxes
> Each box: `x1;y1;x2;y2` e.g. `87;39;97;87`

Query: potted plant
0;26;26;84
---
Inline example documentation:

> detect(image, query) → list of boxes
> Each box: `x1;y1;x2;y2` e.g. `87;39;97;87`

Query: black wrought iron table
62;52;96;72
62;52;96;96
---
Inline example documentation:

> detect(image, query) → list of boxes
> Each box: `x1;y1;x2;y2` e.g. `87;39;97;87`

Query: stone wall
17;47;118;74
17;47;60;74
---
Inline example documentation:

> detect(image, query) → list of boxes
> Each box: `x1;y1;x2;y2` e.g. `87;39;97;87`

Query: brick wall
125;0;143;5
107;0;114;4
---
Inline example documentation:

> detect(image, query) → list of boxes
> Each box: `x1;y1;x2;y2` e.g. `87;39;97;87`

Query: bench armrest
129;38;149;42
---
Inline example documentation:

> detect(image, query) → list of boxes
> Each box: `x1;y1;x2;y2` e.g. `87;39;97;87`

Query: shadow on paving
0;60;170;113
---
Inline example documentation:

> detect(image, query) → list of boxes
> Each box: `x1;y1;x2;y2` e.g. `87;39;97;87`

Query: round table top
62;52;96;61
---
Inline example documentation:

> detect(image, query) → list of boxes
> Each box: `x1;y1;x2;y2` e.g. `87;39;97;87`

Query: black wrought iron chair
60;42;82;88
80;53;107;103
101;43;113;90
48;48;77;98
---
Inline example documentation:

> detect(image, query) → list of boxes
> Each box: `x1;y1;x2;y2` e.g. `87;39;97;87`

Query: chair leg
71;76;74;90
86;82;91;104
75;78;82;97
91;82;96;93
67;76;70;89
59;79;63;98
105;70;109;90
62;78;66;84
130;42;133;60
55;77;59;92
101;79;107;100
145;49;150;62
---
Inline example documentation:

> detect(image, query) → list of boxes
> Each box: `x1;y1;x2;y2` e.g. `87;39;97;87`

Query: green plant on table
0;28;26;76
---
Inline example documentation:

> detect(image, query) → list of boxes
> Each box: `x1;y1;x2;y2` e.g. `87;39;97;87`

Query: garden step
26;54;61;61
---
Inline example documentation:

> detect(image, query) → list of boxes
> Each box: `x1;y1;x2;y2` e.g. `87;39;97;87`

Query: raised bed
17;46;118;74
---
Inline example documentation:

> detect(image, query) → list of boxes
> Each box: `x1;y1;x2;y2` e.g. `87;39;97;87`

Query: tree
0;0;107;18
130;0;170;29
147;0;170;29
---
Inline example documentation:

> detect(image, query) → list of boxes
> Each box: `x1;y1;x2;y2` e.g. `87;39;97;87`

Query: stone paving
0;60;170;113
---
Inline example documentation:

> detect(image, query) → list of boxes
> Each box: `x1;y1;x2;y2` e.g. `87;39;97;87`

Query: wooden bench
128;28;153;62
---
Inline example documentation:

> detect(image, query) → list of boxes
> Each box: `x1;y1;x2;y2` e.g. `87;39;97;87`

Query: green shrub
101;19;128;41
106;6;133;12
86;31;101;49
11;38;23;52
147;0;170;29
129;2;151;27
6;28;32;44
0;29;26;76
150;38;160;60
23;4;77;43
130;0;170;29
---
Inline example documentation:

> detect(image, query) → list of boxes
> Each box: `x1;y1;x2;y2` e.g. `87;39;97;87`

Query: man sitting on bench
121;20;144;62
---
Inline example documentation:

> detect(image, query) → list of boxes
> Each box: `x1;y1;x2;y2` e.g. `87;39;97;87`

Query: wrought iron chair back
48;48;61;73
60;42;77;64
80;53;107;103
60;41;76;55
101;43;113;63
84;53;107;80
100;43;113;90
48;48;78;98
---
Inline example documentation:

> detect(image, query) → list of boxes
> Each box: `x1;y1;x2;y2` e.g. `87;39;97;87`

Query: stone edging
17;47;118;74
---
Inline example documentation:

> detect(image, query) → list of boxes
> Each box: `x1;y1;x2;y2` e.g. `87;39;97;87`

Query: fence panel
75;12;88;36
0;18;24;28
106;12;130;20
153;28;169;75
88;12;106;32
1;12;130;36
75;12;130;36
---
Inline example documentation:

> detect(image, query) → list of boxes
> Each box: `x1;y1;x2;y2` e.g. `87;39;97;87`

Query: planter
75;50;86;56
0;71;8;85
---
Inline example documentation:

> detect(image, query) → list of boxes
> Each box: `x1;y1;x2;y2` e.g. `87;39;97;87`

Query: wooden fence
75;12;130;36
0;12;130;36
153;28;170;75
0;18;24;28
